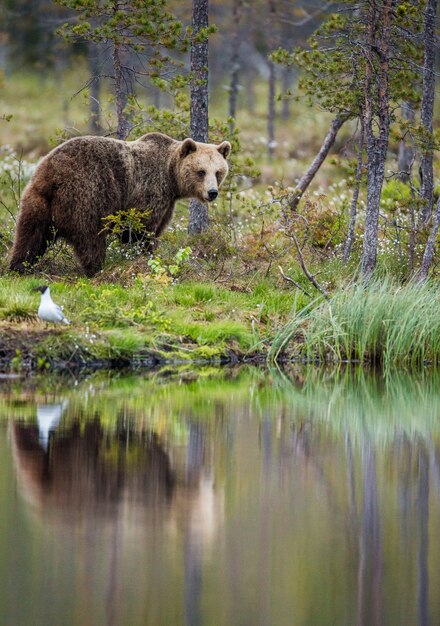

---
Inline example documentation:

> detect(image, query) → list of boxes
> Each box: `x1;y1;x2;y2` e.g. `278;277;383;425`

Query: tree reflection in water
2;367;440;625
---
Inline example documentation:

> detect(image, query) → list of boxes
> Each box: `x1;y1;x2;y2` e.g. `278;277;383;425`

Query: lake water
1;365;440;626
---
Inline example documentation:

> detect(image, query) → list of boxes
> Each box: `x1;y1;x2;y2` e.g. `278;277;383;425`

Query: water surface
1;366;440;626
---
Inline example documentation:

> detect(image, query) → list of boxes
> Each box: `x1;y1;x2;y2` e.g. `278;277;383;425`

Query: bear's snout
207;189;218;202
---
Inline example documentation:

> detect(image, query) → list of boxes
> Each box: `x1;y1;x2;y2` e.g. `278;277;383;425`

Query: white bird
33;285;70;324
37;400;68;451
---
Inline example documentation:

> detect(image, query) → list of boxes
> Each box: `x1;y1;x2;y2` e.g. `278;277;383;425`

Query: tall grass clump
270;279;440;368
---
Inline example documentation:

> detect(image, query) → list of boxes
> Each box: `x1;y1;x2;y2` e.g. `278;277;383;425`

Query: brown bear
9;132;231;276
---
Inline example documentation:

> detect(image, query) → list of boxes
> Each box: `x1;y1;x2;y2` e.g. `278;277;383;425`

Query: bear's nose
207;189;218;201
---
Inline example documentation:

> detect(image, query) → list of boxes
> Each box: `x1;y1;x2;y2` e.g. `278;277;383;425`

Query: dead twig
278;266;311;297
288;227;330;300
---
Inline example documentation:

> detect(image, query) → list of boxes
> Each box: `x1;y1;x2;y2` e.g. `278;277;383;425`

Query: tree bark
267;60;276;159
417;195;440;280
288;114;348;211
88;43;101;135
419;0;437;224
188;0;209;235
397;102;415;182
267;0;277;160
360;0;394;280
344;120;365;263
113;42;127;140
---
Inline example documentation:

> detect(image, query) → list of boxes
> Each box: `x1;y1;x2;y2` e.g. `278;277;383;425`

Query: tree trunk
267;60;276;159
267;0;277;160
188;0;209;235
289;114;348;211
113;42;127;140
360;0;394;280
228;0;243;132
417;195;440;280
397;102;415;182
419;0;437;224
344;120;364;263
88;43;101;135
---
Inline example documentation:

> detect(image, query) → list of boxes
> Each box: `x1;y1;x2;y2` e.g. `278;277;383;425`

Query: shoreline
0;326;265;373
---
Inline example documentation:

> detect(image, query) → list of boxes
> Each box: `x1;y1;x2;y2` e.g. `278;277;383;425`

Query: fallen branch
288;228;330;300
278;266;311;297
289;113;350;211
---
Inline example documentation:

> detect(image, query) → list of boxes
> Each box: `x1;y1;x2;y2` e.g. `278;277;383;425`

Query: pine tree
56;0;187;139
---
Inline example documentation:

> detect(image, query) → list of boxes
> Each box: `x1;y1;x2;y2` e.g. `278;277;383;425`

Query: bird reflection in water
11;408;221;626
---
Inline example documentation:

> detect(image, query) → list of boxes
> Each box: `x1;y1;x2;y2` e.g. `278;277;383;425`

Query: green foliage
380;179;413;212
102;207;152;239
147;246;192;282
10;349;23;372
273;0;424;118
0;146;34;247
56;0;187;64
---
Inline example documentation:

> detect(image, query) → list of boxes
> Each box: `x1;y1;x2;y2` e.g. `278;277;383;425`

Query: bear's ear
180;138;197;158
217;141;231;159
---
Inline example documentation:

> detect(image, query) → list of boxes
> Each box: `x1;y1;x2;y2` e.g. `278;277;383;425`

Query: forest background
1;0;440;370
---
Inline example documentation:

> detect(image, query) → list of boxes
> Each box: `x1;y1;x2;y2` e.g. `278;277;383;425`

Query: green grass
6;274;440;371
0;275;302;367
270;278;440;368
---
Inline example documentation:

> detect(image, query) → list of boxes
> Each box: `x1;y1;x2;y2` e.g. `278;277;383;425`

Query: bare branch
278;266;311;297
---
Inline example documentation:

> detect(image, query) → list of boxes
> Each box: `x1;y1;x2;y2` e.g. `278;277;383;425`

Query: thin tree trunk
113;42;127;140
289;114;348;211
267;60;276;159
360;0;394;280
188;0;209;235
88;43;101;135
344;120;365;263
397;102;415;182
228;0;243;132
267;0;277;160
417;195;440;280
419;0;437;224
120;48;133;135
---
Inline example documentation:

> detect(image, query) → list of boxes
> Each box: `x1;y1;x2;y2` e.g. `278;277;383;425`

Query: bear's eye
215;171;221;182
197;170;206;179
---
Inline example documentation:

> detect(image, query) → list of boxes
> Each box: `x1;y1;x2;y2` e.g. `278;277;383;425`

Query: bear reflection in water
12;417;184;520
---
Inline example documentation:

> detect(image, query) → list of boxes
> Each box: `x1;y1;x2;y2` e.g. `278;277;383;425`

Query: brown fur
9;132;231;276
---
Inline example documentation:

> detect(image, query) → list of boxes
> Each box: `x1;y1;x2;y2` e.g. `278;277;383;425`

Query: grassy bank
0;274;301;371
5;274;440;372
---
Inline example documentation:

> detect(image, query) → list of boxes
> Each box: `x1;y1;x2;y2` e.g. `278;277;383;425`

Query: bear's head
177;138;231;203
